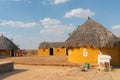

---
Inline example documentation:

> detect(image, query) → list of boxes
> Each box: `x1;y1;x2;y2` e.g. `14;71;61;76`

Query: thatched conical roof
39;42;65;49
65;18;120;48
0;34;19;50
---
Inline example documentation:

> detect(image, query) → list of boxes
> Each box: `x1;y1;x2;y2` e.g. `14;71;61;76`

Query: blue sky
0;0;120;49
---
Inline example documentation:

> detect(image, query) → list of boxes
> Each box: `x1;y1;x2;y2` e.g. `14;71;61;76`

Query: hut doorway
10;50;14;57
66;48;68;55
50;48;53;56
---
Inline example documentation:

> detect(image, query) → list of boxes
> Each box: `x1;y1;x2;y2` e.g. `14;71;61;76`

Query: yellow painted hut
0;34;19;56
65;17;120;65
38;42;67;56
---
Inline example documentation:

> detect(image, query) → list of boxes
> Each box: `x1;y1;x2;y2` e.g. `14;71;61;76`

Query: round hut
65;17;120;65
38;42;67;56
0;34;19;56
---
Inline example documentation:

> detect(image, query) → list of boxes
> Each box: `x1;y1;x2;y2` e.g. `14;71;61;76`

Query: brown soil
0;56;68;65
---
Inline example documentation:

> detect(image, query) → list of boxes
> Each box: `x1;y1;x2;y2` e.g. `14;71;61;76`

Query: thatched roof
0;34;19;50
65;18;120;48
39;42;65;49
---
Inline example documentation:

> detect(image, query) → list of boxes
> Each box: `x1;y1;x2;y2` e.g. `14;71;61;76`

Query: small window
83;51;88;57
43;49;45;52
83;48;88;57
57;49;59;52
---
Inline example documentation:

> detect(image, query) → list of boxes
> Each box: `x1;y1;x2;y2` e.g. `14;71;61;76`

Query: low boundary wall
0;61;14;73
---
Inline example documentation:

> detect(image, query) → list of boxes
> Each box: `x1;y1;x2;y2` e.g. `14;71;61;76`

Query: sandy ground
0;64;120;80
0;56;120;80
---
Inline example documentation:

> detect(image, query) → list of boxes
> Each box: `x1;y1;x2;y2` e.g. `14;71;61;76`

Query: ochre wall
68;47;120;65
38;48;49;56
54;48;66;55
68;47;99;64
0;50;10;56
99;47;120;65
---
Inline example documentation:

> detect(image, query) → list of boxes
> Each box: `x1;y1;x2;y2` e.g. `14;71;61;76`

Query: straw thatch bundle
65;18;120;48
0;34;19;50
39;42;65;49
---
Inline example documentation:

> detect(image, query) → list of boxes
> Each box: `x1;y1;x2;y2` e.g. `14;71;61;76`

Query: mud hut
0;34;19;56
65;17;120;65
38;42;67;56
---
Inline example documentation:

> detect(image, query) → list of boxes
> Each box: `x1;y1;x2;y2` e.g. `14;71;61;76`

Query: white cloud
40;18;75;36
64;8;95;18
54;0;69;5
40;24;74;35
111;25;120;30
40;18;61;25
0;20;38;28
40;18;76;42
41;0;69;6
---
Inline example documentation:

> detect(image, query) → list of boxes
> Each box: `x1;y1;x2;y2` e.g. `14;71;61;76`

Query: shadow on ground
0;69;28;80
